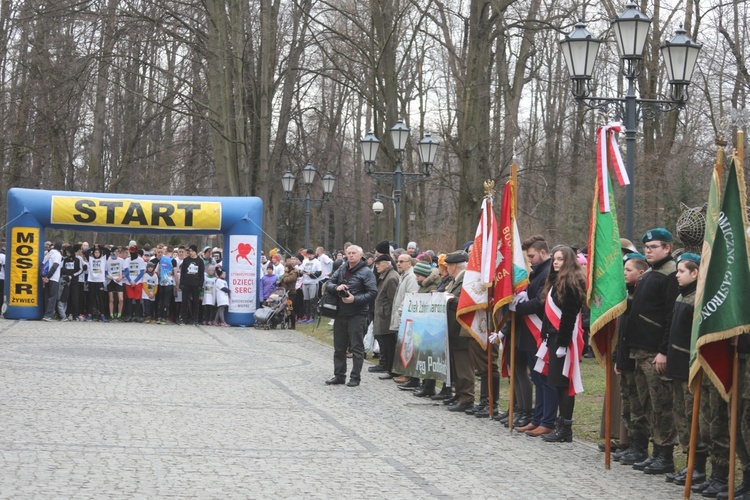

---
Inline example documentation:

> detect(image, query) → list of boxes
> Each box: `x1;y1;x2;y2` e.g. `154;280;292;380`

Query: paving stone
0;319;685;498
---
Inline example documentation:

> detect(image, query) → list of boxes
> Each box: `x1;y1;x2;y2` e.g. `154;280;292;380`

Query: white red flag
457;198;498;349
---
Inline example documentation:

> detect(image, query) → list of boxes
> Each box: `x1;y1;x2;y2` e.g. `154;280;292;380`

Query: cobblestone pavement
0;319;686;499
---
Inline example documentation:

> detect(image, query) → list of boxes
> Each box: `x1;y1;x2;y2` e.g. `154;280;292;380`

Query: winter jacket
324;258;377;317
666;280;696;381
374;267;399;335
515;258;552;351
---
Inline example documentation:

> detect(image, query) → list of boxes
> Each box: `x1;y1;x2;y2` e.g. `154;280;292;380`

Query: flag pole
484;180;496;419
685;371;702;499
604;324;613;469
507;165;519;431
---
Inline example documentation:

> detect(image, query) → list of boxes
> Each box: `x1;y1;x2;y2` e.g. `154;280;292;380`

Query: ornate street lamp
281;164;335;248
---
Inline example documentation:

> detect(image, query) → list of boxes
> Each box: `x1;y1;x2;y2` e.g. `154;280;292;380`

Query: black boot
693;460;724;493
620;436;649;466
644;445;675;475
700;461;729;498
414;379;436;398
674;452;707;486
468;376;488;416
431;384;451;400
501;407;521;427
516;409;533;428
717;467;750;499
476;374;500;418
542;417;573;443
633;447;658;471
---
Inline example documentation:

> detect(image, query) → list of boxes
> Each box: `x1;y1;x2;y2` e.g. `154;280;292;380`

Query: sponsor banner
50;196;222;230
392;292;451;384
228;235;257;314
9;227;39;307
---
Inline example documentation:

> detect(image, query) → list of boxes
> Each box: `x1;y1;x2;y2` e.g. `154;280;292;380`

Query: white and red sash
524;314;544;348
534;289;585;395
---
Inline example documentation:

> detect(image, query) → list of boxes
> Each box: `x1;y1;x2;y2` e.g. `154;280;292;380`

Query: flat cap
373;254;391;264
444;250;468;264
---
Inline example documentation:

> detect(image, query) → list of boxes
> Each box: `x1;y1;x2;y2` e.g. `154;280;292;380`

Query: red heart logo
237;243;251;258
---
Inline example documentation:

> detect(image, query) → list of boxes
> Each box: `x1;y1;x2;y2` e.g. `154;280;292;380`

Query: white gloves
509;291;529;312
489;331;505;344
556;346;567;358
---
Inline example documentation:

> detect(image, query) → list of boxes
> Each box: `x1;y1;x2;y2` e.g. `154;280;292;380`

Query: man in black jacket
179;244;205;325
625;228;679;475
324;245;377;387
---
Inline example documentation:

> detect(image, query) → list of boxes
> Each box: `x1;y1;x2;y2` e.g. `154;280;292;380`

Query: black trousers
180;285;201;323
333;314;368;381
375;333;396;371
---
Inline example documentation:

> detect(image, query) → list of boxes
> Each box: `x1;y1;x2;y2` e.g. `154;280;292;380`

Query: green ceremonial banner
392;292;451;384
586;166;628;367
689;158;750;400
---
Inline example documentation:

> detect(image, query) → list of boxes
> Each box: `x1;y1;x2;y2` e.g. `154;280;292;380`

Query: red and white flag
457;198;498;349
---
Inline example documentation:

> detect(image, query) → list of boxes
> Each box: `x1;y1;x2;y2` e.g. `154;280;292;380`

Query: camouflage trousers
700;376;729;467
620;370;650;441
632;349;675;447
735;356;750;469
672;379;707;454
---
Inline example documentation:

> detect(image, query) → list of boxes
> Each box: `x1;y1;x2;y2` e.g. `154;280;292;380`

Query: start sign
9;227;39;307
50;196;222;230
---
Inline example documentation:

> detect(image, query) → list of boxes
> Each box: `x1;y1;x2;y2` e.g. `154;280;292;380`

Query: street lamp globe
390;119;410;152
417;132;440;175
281;170;296;194
302;162;317;186
660;24;702;102
611;2;652;61
360;130;380;164
321;172;336;195
560;19;602;98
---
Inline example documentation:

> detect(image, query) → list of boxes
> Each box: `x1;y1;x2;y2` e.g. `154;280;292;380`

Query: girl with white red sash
539;246;585;443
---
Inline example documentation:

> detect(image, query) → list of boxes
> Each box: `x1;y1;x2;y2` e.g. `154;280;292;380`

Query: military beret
373;254;391;264
413;261;432;277
444;251;468;264
623;252;646;262
375;240;391;255
642;228;673;244
677;252;701;265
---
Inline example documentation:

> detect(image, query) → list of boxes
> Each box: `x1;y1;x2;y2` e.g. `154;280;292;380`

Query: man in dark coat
324;245;378;387
445;251;474;412
369;255;400;377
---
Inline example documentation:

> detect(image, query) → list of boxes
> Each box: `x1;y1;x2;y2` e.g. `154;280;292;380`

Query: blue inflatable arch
4;188;264;326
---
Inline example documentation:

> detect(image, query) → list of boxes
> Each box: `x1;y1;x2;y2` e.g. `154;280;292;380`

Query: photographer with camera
323;245;377;387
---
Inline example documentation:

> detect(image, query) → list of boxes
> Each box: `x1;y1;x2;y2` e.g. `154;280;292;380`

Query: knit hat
129;244;138;253
375;240;391;255
407;241;417;250
413;261;432;277
146;261;156;269
437;253;448;269
188;244;198;253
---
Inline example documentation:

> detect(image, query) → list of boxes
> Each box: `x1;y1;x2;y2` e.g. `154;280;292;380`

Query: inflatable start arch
4;188;264;326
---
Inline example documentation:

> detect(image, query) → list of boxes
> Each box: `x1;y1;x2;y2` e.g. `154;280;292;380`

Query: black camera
337;289;350;298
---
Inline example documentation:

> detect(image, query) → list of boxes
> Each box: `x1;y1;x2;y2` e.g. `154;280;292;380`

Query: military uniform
445;252;474;409
625;229;680;474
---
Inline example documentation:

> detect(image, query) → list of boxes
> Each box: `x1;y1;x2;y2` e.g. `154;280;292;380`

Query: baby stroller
254;287;291;329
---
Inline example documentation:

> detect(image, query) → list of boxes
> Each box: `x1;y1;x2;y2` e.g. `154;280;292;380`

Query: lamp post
281;163;335;248
361;119;439;246
559;4;702;240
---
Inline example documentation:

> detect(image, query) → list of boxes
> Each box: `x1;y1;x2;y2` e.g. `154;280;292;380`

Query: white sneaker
327;319;335;326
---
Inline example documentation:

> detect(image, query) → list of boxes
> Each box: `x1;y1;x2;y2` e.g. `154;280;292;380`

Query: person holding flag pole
685;131;750;499
457;180;500;418
488;166;531;430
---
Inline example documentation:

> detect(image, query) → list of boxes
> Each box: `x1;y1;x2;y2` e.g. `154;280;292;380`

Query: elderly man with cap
369;254;400;377
390;253;421;389
444;250;475;411
323;244;377;387
624;228;680;475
